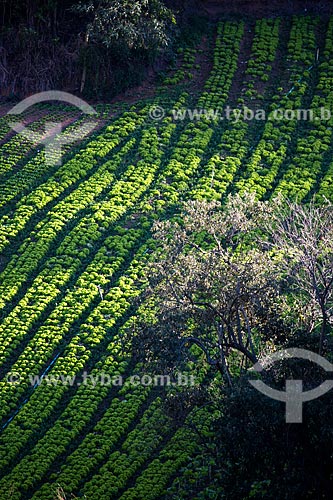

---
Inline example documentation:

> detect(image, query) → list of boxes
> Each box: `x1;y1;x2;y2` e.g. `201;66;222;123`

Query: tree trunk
80;31;90;94
319;305;328;355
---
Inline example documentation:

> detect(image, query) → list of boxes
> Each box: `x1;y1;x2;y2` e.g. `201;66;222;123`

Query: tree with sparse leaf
134;193;333;384
264;198;333;354
133;193;286;383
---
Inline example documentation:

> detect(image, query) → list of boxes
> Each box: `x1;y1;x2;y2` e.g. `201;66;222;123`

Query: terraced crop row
236;16;321;198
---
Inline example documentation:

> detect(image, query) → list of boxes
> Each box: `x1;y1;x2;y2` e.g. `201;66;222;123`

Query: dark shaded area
202;0;332;19
1;0;332;100
162;334;333;499
0;0;181;99
215;380;333;499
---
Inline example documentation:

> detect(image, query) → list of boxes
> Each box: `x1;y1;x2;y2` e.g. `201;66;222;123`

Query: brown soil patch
109;34;214;109
227;22;256;107
191;35;214;92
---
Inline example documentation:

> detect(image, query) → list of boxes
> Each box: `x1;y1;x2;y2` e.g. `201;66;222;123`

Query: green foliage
74;0;176;50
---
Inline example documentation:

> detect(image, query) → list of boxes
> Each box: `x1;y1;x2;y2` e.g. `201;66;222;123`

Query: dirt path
226;22;255;108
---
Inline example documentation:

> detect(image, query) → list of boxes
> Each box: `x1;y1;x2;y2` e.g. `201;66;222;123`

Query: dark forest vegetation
0;0;201;99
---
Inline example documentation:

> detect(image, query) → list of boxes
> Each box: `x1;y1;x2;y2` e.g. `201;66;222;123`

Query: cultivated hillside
0;12;332;499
